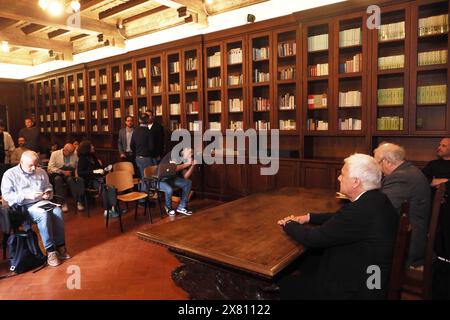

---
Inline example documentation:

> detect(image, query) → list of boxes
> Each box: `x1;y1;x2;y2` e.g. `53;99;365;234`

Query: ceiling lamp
1;41;9;53
38;0;80;16
70;0;80;12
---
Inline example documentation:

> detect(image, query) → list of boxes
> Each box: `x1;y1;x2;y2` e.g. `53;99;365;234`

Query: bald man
48;143;83;212
423;137;450;187
1;151;70;267
423;138;450;299
374;143;430;268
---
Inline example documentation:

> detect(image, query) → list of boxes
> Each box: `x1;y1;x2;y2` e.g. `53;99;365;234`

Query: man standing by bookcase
18;118;40;153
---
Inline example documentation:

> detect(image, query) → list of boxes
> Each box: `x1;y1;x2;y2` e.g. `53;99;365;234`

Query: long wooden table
137;187;341;299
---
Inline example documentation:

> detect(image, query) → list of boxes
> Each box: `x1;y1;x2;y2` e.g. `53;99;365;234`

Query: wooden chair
143;165;165;218
403;183;447;300
387;204;412;300
112;161;140;186
105;171;151;232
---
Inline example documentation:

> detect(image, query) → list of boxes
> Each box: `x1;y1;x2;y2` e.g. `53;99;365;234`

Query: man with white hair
1;150;70;267
278;153;398;299
374;143;430;269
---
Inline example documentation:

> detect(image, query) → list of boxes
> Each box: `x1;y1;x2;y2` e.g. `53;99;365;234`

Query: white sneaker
61;204;69;212
76;202;85;211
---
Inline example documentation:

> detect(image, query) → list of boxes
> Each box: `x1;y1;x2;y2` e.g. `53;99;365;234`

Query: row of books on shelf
338;118;362;130
91;124;109;132
113;91;121;98
207;52;221;68
253;97;270;111
418;14;448;37
209;122;221;131
377;88;404;106
339;91;361;107
151;65;161;77
114;108;122;118
228;48;243;64
137;68;147;79
417;85;447;105
255;120;270;130
278;66;295;80
279;93;295;110
418;49;448;66
169;61;180;73
124;89;133;97
207;76;222;88
378;54;405;70
254;70;270;83
229;99;243;112
99;74;108;85
185;58;198;71
230;121;243;130
339;53;362;73
307;119;328;131
170;103;181;115
308;63;328;77
113;72;120;83
228;75;243;85
279;119;296;130
186;102;199;114
186;80;198;90
307;94;327;109
169;83;180;92
137;86;147;95
339;28;362;47
253;47;270;61
208;100;221;113
278;42;296;57
377;116;404;131
308;34;328;52
124;69;133;81
170;120;182;131
153;85;162;94
189;122;201;131
378;21;405;41
90;78;96;87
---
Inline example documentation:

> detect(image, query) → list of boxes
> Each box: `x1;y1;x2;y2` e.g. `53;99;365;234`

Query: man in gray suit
118;116;134;162
374;143;431;268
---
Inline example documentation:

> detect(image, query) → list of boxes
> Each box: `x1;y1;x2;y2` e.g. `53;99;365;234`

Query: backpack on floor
7;229;47;274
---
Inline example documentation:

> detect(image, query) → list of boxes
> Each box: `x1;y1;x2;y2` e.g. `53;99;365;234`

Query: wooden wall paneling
301;161;333;189
274;159;300;189
222;160;248;198
247;162;275;194
0;80;25;138
202;163;224;198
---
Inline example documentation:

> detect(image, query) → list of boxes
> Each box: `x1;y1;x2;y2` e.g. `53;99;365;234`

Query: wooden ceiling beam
122;5;170;24
99;0;148;20
152;0;207;27
80;0;108;11
70;33;89;42
48;29;70;39
0;0;120;38
0;18;19;31
0;30;73;61
21;23;47;35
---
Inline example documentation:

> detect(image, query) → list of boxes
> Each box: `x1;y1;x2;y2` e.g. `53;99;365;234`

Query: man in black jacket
278;153;398;299
374;142;430;268
146;110;164;161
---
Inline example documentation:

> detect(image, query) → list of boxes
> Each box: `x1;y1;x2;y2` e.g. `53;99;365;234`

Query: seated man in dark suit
278;153;398;299
374;142;430;269
423;137;450;299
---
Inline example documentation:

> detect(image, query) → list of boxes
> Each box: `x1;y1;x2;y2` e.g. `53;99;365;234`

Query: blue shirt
1;164;53;206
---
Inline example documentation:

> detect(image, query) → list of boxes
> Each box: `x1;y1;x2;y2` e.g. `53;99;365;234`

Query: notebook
154;163;177;179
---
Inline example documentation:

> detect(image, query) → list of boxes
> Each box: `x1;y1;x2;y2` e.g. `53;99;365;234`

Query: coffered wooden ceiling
0;0;267;66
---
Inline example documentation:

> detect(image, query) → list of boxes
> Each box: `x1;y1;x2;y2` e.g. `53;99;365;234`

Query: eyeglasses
377;158;384;165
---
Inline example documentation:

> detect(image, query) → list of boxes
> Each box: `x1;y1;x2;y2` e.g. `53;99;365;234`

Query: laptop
154;163;177;179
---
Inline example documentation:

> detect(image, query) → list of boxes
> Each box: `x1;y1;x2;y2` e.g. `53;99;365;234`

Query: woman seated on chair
76;141;107;193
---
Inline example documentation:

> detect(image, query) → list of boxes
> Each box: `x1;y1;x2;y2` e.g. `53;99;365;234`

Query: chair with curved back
143;165;165;218
403;183;447;300
112;161;140;186
387;201;412;300
105;170;150;232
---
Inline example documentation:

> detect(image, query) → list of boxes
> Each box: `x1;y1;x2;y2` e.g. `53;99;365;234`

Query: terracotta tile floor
0;197;222;300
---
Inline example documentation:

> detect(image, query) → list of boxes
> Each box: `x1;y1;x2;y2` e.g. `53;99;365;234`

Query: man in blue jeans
1;150;70;267
158;148;196;216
